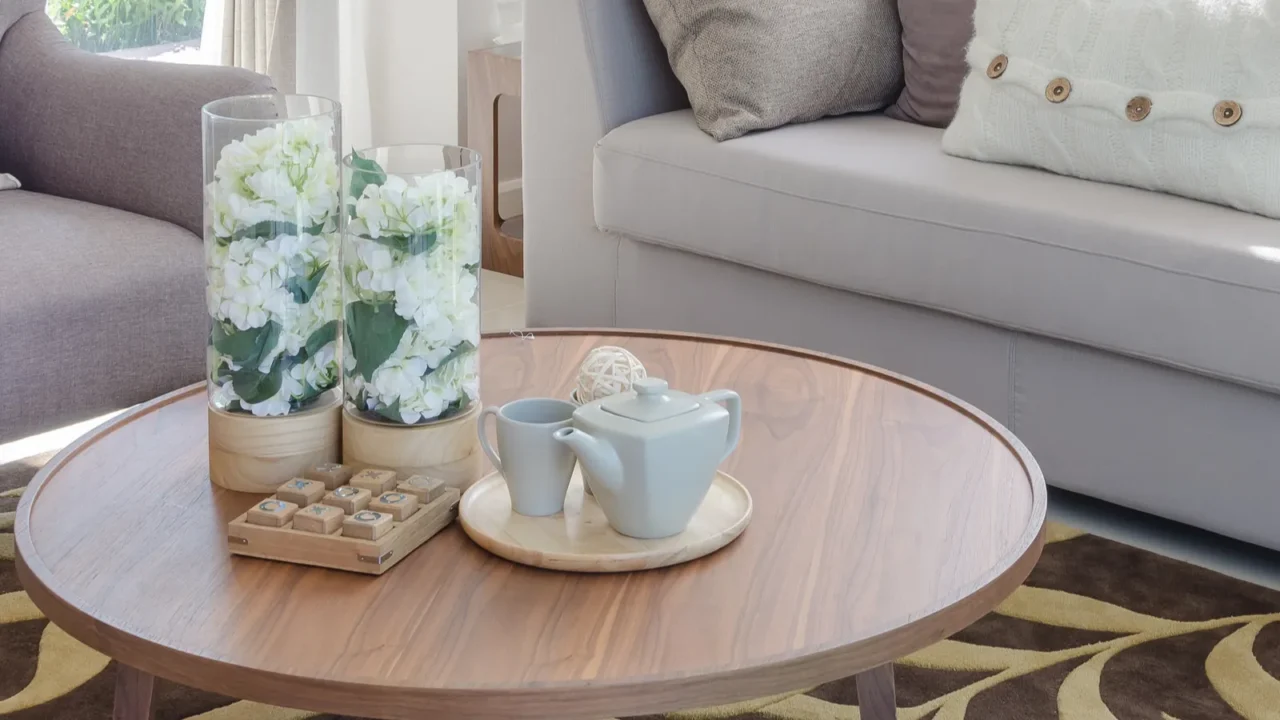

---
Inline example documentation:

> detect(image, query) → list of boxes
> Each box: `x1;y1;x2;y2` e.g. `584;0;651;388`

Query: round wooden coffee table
15;330;1045;720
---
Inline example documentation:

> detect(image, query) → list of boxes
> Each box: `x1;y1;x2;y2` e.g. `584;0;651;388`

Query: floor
480;269;526;334
478;270;1280;591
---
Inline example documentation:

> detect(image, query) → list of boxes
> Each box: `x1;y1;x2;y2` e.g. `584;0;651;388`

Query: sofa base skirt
530;235;1280;550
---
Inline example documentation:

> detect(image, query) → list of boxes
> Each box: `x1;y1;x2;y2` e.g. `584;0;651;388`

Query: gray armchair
0;4;273;441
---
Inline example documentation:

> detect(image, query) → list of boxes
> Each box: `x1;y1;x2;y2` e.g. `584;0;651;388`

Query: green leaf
347;152;387;203
233;220;300;241
286;262;328;304
212;360;234;384
304;222;326;235
290;381;326;410
303;320;339;360
231;357;284;404
407;232;437;255
345;301;410;382
368;231;437;256
211;321;281;370
373;399;403;424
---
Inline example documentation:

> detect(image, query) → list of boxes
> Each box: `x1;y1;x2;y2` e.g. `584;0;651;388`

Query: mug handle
477;406;502;473
700;389;742;464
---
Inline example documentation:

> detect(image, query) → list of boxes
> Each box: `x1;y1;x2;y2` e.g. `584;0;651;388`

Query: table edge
14;328;1047;720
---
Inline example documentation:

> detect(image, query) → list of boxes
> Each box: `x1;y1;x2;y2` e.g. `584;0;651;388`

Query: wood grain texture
227;488;461;575
208;393;341;493
15;330;1046;720
112;665;154;720
460;467;751;572
342;406;483;490
856;664;896;719
466;44;523;277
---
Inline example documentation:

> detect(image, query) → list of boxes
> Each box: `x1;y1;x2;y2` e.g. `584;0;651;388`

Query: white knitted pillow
943;0;1280;219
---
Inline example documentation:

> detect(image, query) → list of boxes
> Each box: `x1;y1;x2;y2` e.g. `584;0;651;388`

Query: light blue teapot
552;378;741;539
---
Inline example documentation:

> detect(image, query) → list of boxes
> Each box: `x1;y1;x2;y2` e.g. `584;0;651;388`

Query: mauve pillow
885;0;976;127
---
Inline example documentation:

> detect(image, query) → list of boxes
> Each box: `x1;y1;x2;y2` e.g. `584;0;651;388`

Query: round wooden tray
459;467;753;572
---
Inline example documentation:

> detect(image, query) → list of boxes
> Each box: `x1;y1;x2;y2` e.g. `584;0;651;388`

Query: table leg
112;664;154;720
856;663;896;720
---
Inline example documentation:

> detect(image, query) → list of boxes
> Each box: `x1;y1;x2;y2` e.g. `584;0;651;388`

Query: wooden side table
467;42;523;277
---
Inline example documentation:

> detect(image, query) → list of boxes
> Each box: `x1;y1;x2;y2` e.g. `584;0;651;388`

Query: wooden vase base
342;405;484;490
208;393;342;493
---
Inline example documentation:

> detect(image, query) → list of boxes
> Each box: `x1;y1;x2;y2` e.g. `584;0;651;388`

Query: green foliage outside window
46;0;205;54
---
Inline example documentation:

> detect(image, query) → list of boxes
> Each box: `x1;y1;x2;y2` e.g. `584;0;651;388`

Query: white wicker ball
575;346;647;403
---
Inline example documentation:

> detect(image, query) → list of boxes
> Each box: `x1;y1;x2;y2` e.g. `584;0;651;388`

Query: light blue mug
477;398;578;516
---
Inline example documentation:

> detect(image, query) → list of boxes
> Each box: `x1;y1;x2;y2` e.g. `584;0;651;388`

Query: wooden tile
350;468;399;494
246;499;298;528
343;510;392;540
369;492;419;521
305;463;354;490
292;504;344;534
398;475;447;504
323;486;371;514
276;479;326;507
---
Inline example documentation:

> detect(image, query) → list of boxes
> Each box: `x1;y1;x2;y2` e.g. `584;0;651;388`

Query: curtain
203;0;298;93
297;0;462;153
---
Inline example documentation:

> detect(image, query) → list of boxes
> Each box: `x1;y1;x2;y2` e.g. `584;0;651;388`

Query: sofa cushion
885;0;974;127
943;0;1280;221
0;191;207;440
640;0;902;141
594;110;1280;392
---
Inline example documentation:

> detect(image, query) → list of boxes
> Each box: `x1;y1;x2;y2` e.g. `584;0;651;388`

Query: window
45;0;208;63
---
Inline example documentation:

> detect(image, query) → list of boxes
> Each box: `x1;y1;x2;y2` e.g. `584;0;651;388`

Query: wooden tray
459;467;751;572
228;484;460;575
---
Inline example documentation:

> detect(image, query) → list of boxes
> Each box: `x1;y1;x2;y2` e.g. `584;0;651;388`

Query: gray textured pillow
885;0;975;127
642;0;903;141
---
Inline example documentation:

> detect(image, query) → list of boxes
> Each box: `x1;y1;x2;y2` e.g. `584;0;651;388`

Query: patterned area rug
3;453;1279;720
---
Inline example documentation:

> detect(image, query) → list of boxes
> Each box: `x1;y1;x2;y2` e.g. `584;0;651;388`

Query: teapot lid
600;378;700;423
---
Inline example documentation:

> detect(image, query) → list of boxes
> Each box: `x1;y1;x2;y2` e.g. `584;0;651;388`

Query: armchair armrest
0;12;274;235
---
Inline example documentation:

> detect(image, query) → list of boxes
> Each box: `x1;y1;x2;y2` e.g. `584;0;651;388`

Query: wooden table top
15;330;1045;720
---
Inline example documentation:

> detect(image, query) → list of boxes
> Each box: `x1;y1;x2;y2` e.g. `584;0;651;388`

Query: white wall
298;0;459;149
297;0;521;210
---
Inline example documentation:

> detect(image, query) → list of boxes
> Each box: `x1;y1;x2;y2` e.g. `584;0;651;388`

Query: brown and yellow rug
3;454;1279;720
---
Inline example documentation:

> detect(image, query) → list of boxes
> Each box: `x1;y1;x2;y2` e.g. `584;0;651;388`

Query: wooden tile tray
227;466;460;575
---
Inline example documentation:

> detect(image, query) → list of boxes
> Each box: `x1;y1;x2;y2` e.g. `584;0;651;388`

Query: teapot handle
700;389;741;464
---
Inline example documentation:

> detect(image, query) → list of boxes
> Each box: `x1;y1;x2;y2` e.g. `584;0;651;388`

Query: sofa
0;2;272;442
523;1;1280;550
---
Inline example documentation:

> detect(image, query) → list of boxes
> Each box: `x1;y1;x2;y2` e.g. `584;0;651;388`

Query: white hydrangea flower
291;341;338;392
205;116;341;415
343;165;481;424
351;170;476;240
355;240;398;295
208;117;340;234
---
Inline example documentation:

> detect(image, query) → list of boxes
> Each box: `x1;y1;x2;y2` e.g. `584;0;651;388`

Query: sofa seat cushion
595;110;1280;392
0;191;207;440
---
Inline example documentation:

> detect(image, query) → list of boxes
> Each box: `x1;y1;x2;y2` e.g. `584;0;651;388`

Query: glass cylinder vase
342;144;482;426
202;95;343;417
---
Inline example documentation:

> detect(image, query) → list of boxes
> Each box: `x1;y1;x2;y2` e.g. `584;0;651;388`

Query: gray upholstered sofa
0;1;271;441
523;1;1280;549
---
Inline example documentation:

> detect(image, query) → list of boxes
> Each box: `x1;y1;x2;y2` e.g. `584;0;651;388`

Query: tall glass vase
202;95;343;417
342;145;481;426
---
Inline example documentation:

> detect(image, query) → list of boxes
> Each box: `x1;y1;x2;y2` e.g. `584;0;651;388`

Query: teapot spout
553;427;623;495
